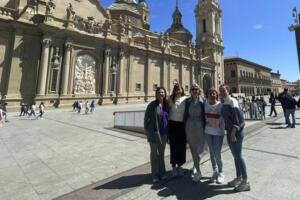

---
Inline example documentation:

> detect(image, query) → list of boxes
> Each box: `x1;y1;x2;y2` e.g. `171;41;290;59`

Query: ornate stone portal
73;54;96;95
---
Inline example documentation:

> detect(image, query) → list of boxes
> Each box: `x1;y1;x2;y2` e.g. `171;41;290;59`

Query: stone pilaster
127;53;134;96
102;48;111;96
144;53;151;100
179;60;183;85
37;37;51;96
61;41;72;96
117;49;125;96
161;56;168;89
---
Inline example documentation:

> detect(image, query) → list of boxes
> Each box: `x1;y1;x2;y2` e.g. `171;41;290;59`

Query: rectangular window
202;19;206;33
51;69;58;92
231;70;236;78
153;84;158;91
110;74;116;92
185;85;189;91
136;83;141;91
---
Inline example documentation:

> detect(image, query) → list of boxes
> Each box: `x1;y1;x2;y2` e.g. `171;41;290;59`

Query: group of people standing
73;100;95;114
277;88;300;128
144;83;250;192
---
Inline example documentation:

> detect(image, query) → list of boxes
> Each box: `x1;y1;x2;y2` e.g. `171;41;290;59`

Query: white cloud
253;24;263;30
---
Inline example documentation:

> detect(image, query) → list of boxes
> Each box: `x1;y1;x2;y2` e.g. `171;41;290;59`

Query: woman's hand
231;132;237;142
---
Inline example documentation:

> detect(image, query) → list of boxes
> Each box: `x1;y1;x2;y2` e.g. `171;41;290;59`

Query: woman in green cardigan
144;87;169;183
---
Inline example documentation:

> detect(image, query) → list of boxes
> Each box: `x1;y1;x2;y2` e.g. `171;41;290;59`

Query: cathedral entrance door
203;74;212;96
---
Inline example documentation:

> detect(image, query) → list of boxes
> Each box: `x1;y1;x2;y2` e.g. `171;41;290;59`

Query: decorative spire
176;0;178;8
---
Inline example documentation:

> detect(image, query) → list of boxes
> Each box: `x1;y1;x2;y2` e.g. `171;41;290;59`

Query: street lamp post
289;7;300;76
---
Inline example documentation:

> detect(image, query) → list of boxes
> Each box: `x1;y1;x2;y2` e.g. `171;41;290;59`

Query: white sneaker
216;173;225;184
192;172;202;182
235;182;250;192
210;171;218;183
228;178;241;187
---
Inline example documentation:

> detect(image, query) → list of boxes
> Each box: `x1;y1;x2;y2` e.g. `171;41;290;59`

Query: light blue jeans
285;109;296;126
205;134;224;173
227;128;248;179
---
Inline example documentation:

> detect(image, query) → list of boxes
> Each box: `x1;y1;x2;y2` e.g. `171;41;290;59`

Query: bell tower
195;0;224;88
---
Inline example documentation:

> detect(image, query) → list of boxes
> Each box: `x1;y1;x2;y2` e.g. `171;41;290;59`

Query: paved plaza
0;103;299;200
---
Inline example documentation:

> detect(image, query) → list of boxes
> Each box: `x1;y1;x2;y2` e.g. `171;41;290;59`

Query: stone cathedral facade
0;0;224;108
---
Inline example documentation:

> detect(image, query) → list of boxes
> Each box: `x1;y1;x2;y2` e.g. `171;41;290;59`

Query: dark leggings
168;120;186;167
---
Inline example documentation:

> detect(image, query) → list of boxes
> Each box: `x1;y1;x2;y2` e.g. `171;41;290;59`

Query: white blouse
168;96;188;122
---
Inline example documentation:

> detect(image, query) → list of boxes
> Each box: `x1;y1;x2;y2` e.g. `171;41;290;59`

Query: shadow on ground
156;172;236;199
93;174;152;190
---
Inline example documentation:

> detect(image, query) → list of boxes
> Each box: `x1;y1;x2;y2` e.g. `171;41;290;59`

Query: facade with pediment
0;0;224;108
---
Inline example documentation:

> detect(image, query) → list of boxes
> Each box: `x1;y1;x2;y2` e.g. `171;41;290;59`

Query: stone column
61;42;72;96
127;53;134;96
102;48;111;96
161;56;168;88
144;53;151;100
179;60;183;85
37;37;51;96
117;49;125;96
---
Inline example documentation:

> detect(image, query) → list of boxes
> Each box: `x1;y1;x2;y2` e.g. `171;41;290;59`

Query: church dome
165;2;192;43
127;0;137;4
138;0;148;7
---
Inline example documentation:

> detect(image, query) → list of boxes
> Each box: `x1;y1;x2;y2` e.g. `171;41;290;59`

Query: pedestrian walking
259;97;267;119
2;103;8;122
219;84;250;192
0;106;3;127
20;103;26;116
90;100;95;114
204;88;226;184
184;83;206;182
278;88;288;124
37;102;45;119
168;83;188;177
72;101;77;111
144;87;169;183
28;104;37;118
78;101;82;114
85;101;89;114
269;93;277;117
285;92;297;128
24;104;29;116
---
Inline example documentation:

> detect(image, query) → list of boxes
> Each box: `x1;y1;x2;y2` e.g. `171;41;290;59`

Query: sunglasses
191;88;199;91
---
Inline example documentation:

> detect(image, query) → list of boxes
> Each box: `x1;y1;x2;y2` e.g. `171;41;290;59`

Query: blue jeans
227;128;248;179
205;134;224;173
285;109;296;126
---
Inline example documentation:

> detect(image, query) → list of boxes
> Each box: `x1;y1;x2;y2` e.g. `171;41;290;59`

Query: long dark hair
171;83;185;103
155;87;168;105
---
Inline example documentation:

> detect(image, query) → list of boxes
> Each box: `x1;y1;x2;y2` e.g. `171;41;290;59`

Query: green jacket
144;100;168;144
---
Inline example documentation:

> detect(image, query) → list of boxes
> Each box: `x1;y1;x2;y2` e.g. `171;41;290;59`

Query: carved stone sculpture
75;16;103;34
46;0;56;15
52;46;60;67
66;3;75;20
73;54;96;94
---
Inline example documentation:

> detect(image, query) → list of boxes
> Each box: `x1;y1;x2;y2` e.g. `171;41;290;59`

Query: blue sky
100;0;300;82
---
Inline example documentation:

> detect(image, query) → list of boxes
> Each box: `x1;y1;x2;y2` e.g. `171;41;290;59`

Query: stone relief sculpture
66;3;75;20
46;0;56;15
74;54;96;94
75;16;103;34
52;46;60;67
